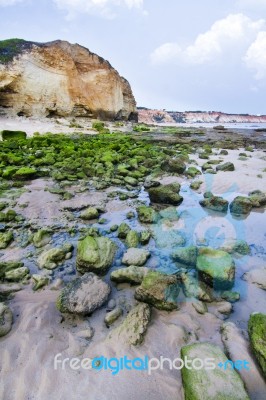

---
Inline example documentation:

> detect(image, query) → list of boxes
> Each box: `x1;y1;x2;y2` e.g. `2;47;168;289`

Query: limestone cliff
0;39;137;120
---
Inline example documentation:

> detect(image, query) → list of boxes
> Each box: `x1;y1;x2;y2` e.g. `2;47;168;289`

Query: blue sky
0;0;266;114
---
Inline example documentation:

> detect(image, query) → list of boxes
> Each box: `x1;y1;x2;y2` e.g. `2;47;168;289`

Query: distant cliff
0;39;137;120
138;108;266;124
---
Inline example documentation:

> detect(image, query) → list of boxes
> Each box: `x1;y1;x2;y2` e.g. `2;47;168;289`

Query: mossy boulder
216;162;235;172
125;230;139;248
161;159;186;174
0;210;17;222
124;176;138;186
32;229;51;248
140;230;151;244
172;246;198;267
137;206;158;224
135;270;180;311
80;207;99;220
0;231;13;249
200;196;229;213
180;272;214;302
32;274;49;291
230;196;253;215
108;302;151;346
117;222;130;239
122;248;150;266
181;343;249;400
38;245;73;270
148;183;183;205
5;266;30;282
190;181;202;190
248;313;266;376
0;303;13;337
1;130;27;141
56;272;110;315
110;266;148;285
0;261;24;280
13;167;37;180
186;167;201;177
76;236;116;275
196;248;235;289
232;240;250;255
248;190;266;207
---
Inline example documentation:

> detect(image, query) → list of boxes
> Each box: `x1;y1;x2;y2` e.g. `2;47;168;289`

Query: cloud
244;31;266;79
151;14;265;65
53;0;144;19
0;0;23;5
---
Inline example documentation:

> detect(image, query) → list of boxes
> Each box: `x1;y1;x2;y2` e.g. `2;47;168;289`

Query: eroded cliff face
0;39;137;120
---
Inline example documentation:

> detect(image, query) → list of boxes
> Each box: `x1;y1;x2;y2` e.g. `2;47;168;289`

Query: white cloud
53;0;144;19
0;0;23;5
244;31;266;79
151;14;265;65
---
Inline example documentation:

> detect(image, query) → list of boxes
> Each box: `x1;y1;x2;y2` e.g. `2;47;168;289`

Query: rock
220;291;240;303
248;313;266;376
243;268;266;290
111;266;149;285
104;307;123;326
0;39;136;120
139;230;151;245
76;236;116;275
232;240;250;255
0;231;13;249
124;176;138;186
13;167;36;180
0;303;13;337
181;343;249;400
196;248;235;289
200;196;228;213
0;261;24;280
50;278;64;291
117;223;130;239
137;206;158;224
230;196;253;215
217;301;232;315
135;270;180;311
32;229;51;248
32;274;49;291
80;207;99;220
125;230;139;248
38;245;72;270
216;162;235;171
5;267;30;282
219;149;228;155
248;190;266;207
56;272;110;315
108;303;151;346
110;225;118;232
190;181;202;190
143;180;160;189
192;300;208;314
180;273;214;302
161;159;186;174
159;206;179;221
107;299;116;310
76;328;94;340
126;211;135;219
148;183;183;205
186;166;201;177
122;248;150;266
171;246;198;267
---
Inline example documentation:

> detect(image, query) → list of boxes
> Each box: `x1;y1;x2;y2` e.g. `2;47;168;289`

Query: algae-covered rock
180;272;214;302
108;302;151;346
110;266;148;285
104;307;123;327
140;230;151;244
148;183;183;205
0;231;13;249
5;266;30;282
117;222;130;239
38;245;72;270
248;190;266;207
232;240;250;255
32;229;51;248
216;162;235;172
200;196;229;213
0;303;13;337
137;206;158;224
190;181;202;190
124;176;138;186
125;230;139;248
248;313;266;376
122;248;150;266
1;129;27;141
230;196;252;215
186;166;201;177
80;207;99;220
196;248;235;289
32;274;49;291
181;343;249;400
56;272;110;315
0;261;24;280
13;167;37;180
161;158;186;174
172;246;198;267
76;235;116;274
135;270;180;311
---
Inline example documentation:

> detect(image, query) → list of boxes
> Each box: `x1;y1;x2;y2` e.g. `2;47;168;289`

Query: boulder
0;261;24;280
181;343;249;400
110;266;148;285
56;272;110;315
108;303;151;346
200;196;228;213
0;231;13;249
172;246;198;267
196;248;235;289
32;274;49;291
117;222;130;239
32;229;51;248
38;245;73;270
248;190;266;207
135;270;180;311
140;230;151;245
122;248;150;266
230;196;252;215
216;162;235;171
148;183;183;205
180;272;214;302
80;207;99;220
137;206;158;224
76;236;116;275
0;303;13;337
125;230;139;248
161;159;186;174
248;313;266;376
5;267;30;282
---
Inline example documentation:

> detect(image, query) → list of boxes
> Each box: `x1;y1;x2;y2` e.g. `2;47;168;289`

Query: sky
0;0;266;114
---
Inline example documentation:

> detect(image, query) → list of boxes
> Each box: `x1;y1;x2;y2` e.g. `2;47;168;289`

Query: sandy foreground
0;121;266;400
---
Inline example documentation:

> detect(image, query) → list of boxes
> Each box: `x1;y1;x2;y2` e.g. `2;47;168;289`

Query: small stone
104;307;123;326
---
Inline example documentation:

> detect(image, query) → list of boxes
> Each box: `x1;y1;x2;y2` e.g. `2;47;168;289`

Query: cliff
0;39;137;120
138;108;266;124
